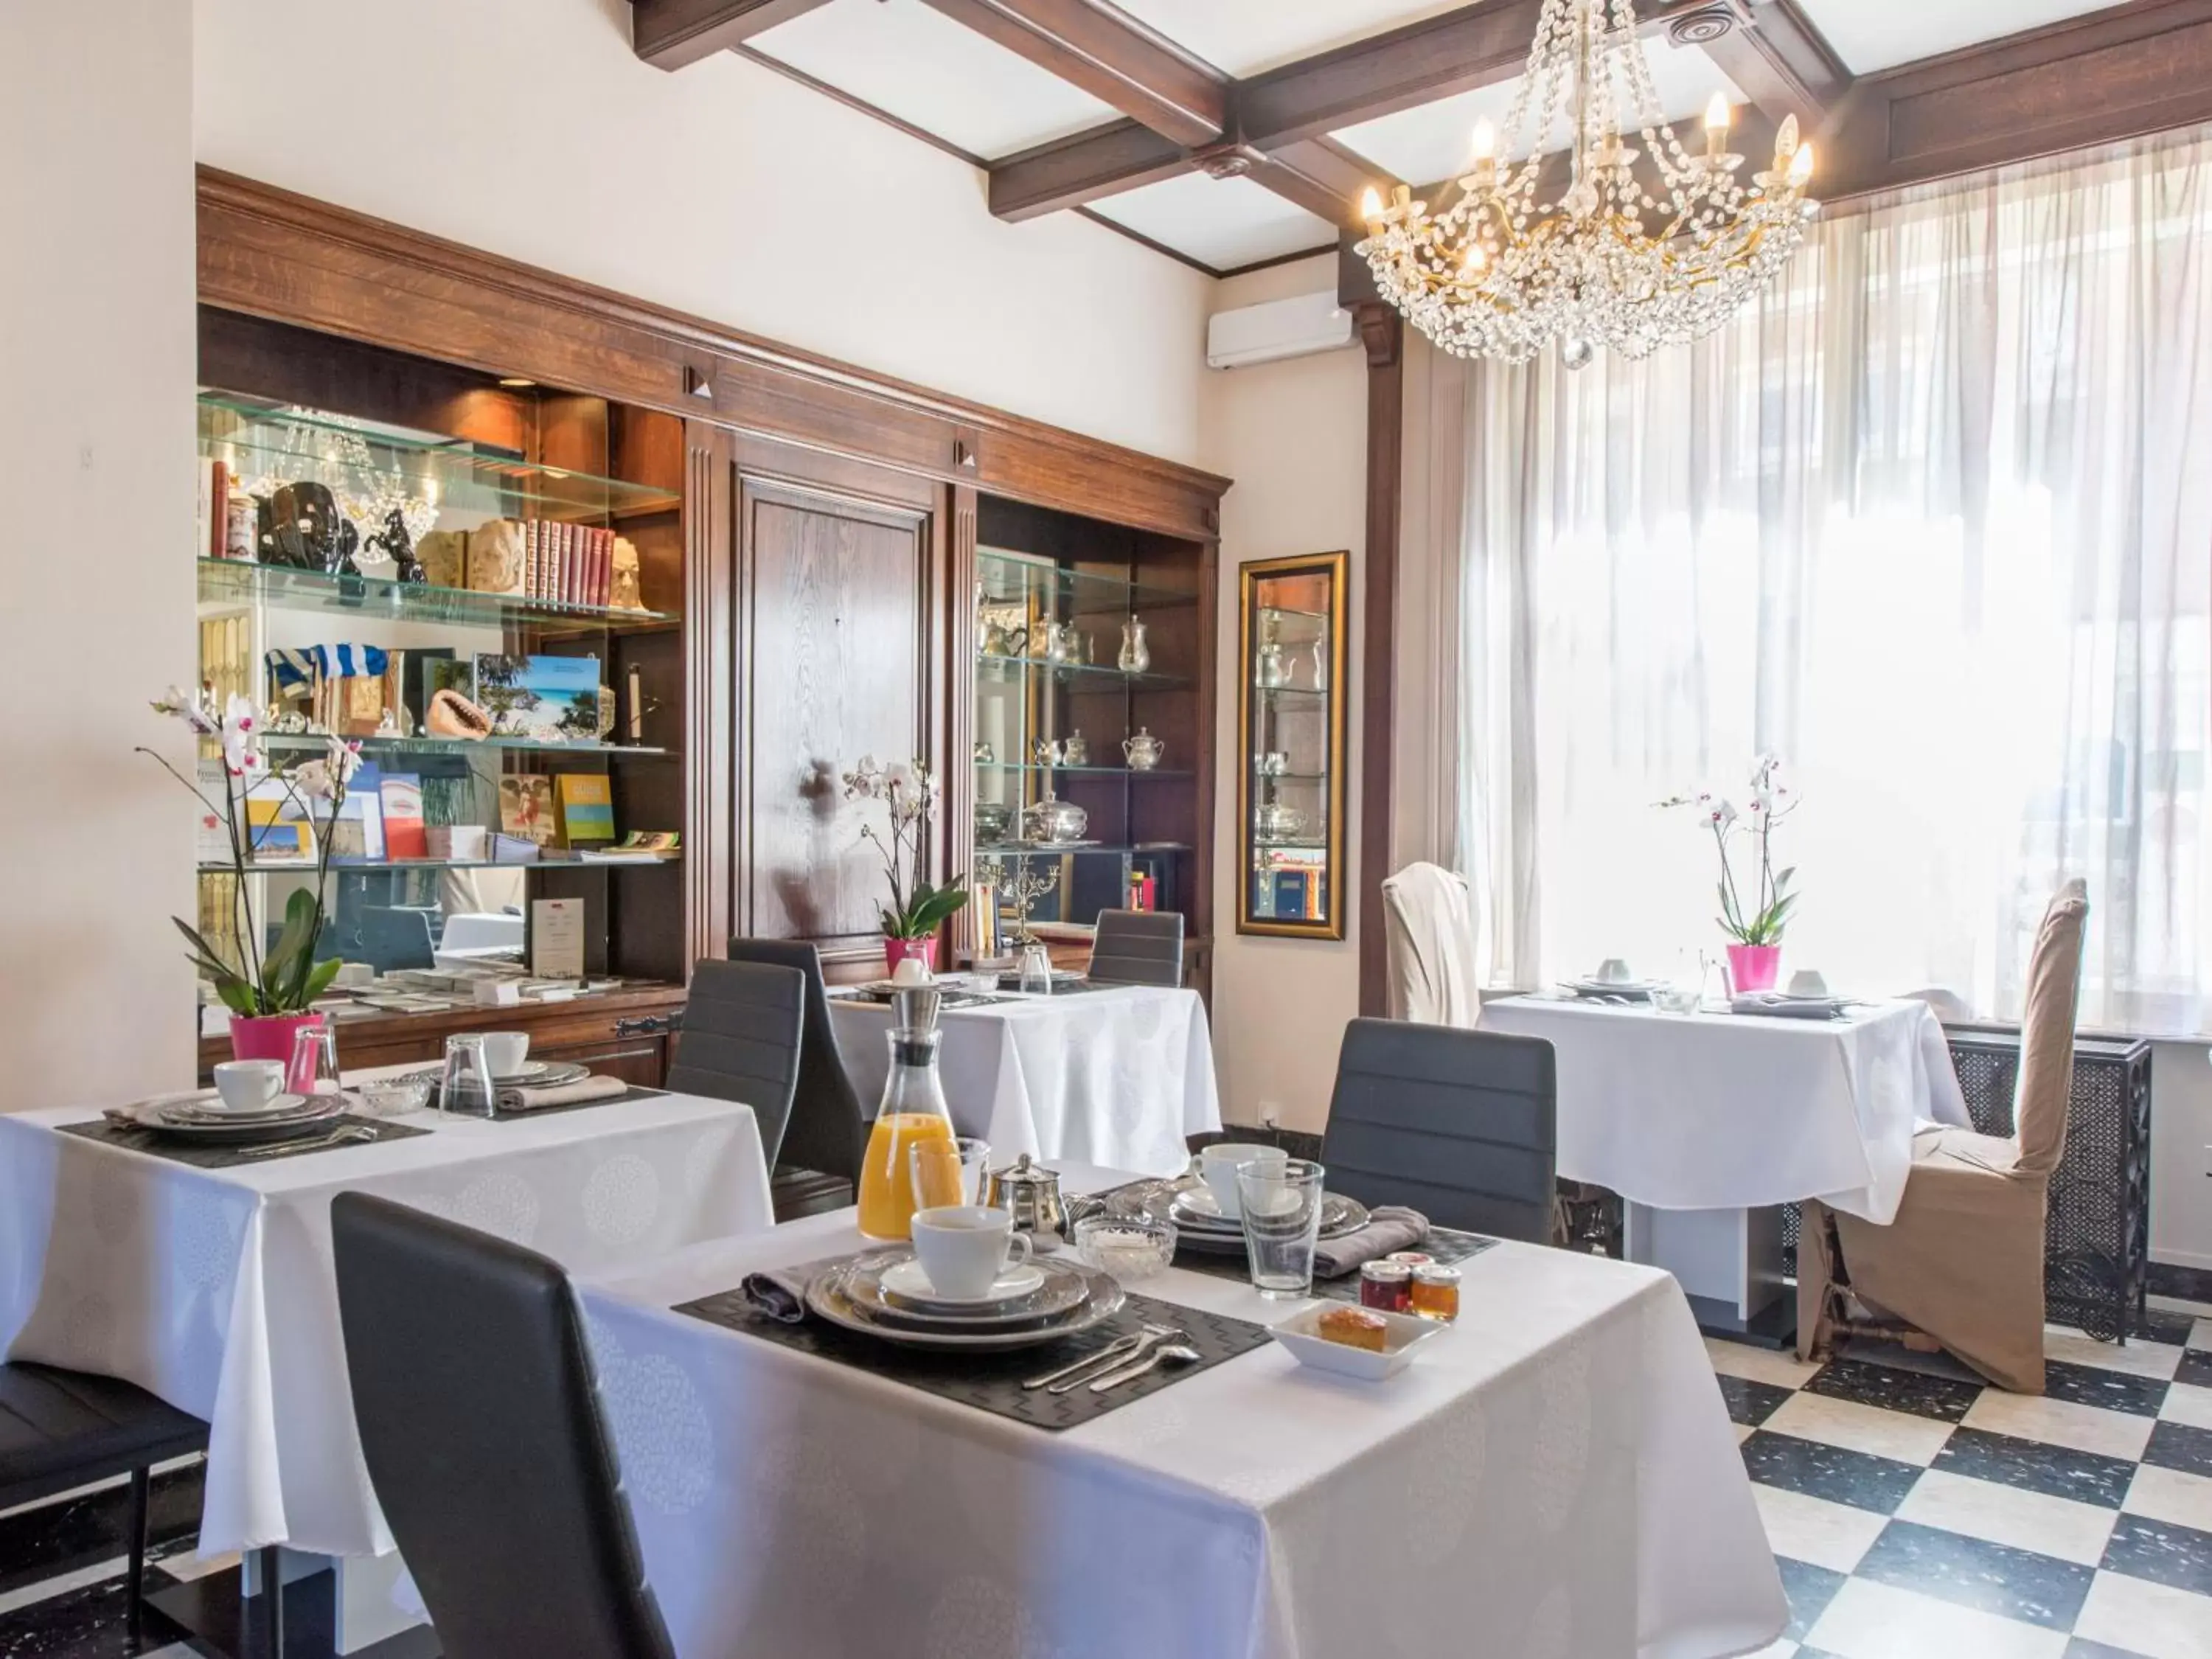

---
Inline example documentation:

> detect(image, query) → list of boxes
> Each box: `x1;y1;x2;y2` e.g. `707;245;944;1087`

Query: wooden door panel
740;479;931;961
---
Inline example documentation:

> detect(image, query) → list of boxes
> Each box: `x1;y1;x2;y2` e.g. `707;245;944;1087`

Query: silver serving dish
841;1249;1093;1329
975;801;1013;841
1020;791;1089;844
807;1257;1125;1352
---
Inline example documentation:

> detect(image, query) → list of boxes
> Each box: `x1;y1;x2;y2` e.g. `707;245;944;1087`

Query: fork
1023;1322;1175;1392
236;1124;378;1161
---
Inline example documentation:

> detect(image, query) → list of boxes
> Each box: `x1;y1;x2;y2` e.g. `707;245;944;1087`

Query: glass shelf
977;841;1192;857
198;558;681;632
975;762;1192;779
976;653;1190;692
1253;768;1327;783
199;394;682;522
1251;683;1329;703
259;731;674;760
977;547;1197;613
201;855;681;875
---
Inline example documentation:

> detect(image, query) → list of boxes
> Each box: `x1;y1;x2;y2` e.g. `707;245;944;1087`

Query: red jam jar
1359;1260;1413;1313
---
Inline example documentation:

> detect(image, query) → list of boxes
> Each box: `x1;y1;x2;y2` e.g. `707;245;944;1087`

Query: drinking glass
439;1033;498;1119
288;1023;343;1099
1018;943;1054;995
1236;1158;1326;1299
911;1135;992;1211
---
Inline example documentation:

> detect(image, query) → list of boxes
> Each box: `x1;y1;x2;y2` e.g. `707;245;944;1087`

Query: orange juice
857;1111;956;1240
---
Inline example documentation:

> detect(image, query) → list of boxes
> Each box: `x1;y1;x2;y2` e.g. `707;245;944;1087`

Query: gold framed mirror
1236;551;1348;939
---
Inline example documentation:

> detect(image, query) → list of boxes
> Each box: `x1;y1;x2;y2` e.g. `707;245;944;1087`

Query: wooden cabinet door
734;465;946;970
534;1037;667;1089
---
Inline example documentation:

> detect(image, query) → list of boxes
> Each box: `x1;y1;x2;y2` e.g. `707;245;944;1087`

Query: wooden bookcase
191;167;1229;1056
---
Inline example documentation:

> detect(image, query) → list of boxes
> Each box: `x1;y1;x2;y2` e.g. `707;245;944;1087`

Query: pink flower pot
1726;944;1782;994
883;936;939;974
229;1011;326;1088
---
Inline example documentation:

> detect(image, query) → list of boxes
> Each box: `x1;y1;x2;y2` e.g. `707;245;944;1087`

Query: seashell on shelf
425;689;493;740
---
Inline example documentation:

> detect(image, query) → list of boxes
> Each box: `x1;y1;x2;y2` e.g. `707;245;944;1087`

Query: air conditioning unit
1206;290;1355;369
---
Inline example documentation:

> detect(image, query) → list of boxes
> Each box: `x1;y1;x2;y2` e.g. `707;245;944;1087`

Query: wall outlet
1259;1105;1281;1132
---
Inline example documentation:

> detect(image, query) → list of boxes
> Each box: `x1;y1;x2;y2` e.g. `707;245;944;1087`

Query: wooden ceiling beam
1253;138;1402;232
989;119;1192;220
917;0;1227;146
631;0;832;70
1658;0;1850;133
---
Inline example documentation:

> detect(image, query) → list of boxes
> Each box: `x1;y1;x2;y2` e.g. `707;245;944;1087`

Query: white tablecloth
0;1086;773;1557
829;987;1221;1177
1478;997;1969;1223
577;1165;1784;1659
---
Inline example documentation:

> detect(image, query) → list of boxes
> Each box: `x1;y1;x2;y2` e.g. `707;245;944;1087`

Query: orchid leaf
302;956;344;1003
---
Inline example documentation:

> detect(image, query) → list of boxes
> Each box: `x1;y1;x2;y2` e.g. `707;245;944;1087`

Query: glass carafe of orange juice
856;1005;955;1241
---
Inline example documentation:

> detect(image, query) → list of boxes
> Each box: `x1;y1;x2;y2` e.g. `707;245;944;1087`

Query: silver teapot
982;1153;1066;1239
1021;790;1088;844
1122;726;1164;771
1253;801;1308;842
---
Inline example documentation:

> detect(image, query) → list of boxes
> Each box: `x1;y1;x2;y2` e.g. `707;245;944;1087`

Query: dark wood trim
1354;303;1402;1017
947;484;981;962
197;168;1228;540
1820;0;2212;202
684;420;738;962
917;0;1226;147
1255;137;1398;232
1216;243;1340;282
1071;206;1225;276
631;0;831;69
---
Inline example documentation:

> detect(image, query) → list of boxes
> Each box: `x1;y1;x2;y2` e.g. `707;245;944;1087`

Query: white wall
192;0;1213;465
2147;1043;2212;1273
0;1;198;1110
1200;257;1368;1133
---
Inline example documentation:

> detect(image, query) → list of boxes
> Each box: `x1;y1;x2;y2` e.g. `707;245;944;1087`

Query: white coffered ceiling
740;0;2140;274
1793;0;2121;75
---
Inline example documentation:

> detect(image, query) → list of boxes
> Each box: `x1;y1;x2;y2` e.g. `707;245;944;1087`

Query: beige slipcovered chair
1381;862;1481;1027
1798;880;2088;1393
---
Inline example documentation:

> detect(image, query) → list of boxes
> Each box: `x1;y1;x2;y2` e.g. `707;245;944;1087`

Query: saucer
878;1256;1046;1307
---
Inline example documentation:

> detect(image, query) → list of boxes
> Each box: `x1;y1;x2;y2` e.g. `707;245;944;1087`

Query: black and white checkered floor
1719;1296;2212;1658
4;1301;2210;1658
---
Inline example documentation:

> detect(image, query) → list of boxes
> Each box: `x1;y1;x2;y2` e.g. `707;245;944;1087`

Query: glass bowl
356;1074;433;1116
1649;984;1701;1014
1069;1215;1178;1284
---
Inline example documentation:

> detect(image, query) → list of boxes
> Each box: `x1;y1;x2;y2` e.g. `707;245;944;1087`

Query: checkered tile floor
1714;1295;2212;1658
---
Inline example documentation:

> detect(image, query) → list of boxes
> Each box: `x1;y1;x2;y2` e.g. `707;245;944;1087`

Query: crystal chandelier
1354;0;1818;367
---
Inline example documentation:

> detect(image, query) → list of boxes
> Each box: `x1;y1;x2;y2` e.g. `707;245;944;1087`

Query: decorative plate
122;1096;350;1144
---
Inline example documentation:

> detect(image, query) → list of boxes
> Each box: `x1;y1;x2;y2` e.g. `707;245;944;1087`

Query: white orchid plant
142;686;363;1016
1660;753;1800;947
840;756;969;942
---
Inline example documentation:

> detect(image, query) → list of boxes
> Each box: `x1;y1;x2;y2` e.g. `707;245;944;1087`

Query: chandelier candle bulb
1790;142;1816;189
1704;94;1731;161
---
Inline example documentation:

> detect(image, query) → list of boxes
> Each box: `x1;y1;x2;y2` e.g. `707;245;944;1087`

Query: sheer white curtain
1424;128;2212;1030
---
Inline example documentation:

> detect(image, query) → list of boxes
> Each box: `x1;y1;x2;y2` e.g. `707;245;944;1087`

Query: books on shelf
379;774;427;860
499;518;619;608
498;776;557;845
555;773;616;844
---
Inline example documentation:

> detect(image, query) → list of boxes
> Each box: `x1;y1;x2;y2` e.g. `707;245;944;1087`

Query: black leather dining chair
725;936;867;1185
1320;1018;1558;1244
1088;908;1186;988
664;959;806;1168
330;1193;675;1659
0;1362;211;1645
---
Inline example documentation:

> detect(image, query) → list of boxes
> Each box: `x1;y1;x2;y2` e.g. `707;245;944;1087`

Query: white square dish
1268;1304;1449;1381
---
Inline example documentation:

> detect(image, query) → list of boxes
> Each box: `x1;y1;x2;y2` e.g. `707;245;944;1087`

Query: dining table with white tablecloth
576;1163;1786;1659
0;1082;774;1564
828;984;1221;1176
1477;995;1969;1331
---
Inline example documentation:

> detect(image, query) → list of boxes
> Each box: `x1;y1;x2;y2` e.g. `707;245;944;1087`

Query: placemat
674;1270;1270;1432
1171;1225;1501;1301
59;1114;430;1169
993;974;1117;995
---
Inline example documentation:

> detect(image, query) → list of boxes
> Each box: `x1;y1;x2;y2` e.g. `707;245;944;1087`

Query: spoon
1088;1343;1200;1392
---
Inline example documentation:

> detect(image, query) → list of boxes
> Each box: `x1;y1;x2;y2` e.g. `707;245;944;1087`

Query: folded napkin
740;1265;812;1324
1310;1206;1431;1279
495;1074;630;1113
1728;994;1846;1020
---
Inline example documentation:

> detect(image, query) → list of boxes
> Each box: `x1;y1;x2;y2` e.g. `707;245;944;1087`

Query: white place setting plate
877;1256;1046;1308
808;1256;1124;1351
115;1094;351;1143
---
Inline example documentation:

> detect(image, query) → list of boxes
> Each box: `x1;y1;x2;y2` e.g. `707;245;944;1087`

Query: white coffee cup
910;1206;1032;1300
479;1032;530;1077
1201;1142;1287;1220
1594;957;1634;984
1788;969;1830;998
212;1060;285;1113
